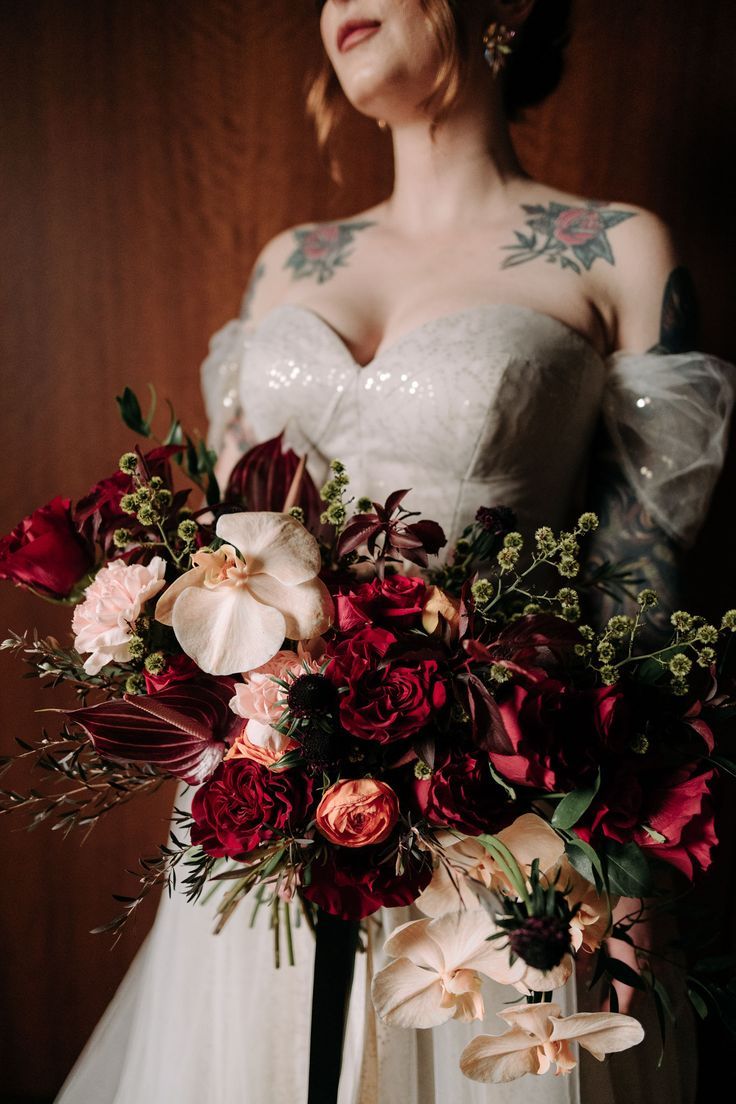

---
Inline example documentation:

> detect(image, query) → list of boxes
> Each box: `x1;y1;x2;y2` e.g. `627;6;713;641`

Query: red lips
337;19;381;52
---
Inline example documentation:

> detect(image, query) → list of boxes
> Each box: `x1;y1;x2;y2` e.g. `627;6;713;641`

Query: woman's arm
584;211;700;642
583;212;700;1012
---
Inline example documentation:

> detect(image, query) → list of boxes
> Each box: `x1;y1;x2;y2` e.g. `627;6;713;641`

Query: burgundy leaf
404;519;446;554
337;515;382;557
66;676;240;784
384;488;412;516
462;672;513;754
225;432;322;527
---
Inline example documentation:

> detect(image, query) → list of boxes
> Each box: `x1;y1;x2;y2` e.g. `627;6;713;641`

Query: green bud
669;653;692;677
356;496;373;513
637;588;658;609
149;476;164;490
597;641;615;662
144;651;167;675
136;504;155;526
630;732;650;754
125;674;146;695
574;643;591;657
697;647;716;667
672;679;689;697
112;528;130;549
562;605;580;622
455;538;471;556
577;511;599;532
696;624;718;645
534;526;556;553
607;614;634;639
578;624;595;641
600;665;617;685
136;487;153;504
322;501;347;528
413;760;432;780
670;610;694;632
522;602;542;615
557;588;578;605
497;547;519;572
489;663;511;683
471;578;494;605
128;634;146;660
287;505;305;523
120;493;138;515
503;531;523;550
119;452;139;475
153;488;173;510
177;519;198;542
721;610;736;631
557;556;579;578
329;459;346;476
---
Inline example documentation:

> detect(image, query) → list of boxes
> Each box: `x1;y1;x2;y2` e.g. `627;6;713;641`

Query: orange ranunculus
316;778;399;847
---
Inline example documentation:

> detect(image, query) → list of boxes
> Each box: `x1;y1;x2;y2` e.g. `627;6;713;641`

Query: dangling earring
482;21;517;76
377;118;388;130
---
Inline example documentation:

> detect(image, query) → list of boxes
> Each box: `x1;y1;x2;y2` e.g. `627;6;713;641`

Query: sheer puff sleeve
601;349;736;548
200;317;253;454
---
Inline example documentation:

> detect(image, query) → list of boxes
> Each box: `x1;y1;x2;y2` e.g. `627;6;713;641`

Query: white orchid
155;512;333;676
459;1000;645;1083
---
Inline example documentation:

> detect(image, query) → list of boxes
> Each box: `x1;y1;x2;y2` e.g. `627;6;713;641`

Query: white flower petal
383;918;445;973
247;572;333;640
154;562;209;626
371;958;452;1028
497;813;566;874
216;511;322;585
550;1011;645;1060
515;954;574;994
415;859;484;918
460;1029;542;1083
498;1001;563;1035
171;583;285;675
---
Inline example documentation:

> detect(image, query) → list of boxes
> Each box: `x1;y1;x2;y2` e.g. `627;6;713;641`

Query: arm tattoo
501;201;636;276
284;220;376;285
584;266;700;639
646;265;699;353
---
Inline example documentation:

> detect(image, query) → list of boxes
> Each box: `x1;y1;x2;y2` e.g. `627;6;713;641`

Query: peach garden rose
316;778;399;847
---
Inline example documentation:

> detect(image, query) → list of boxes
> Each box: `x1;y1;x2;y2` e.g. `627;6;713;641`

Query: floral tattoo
646;265;699;354
285;221;376;285
501;202;637;275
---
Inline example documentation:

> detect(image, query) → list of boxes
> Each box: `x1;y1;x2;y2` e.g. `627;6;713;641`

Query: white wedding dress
56;300;734;1104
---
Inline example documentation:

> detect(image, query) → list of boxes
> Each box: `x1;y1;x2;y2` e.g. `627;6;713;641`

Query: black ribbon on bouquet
307;908;360;1104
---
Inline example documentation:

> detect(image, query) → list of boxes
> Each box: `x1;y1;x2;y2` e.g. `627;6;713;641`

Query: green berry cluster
320;459;350;529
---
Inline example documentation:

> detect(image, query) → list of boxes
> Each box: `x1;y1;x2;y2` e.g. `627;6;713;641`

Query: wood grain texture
1;1;734;1097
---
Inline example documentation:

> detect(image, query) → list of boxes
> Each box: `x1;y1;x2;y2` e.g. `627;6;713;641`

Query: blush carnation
72;556;167;675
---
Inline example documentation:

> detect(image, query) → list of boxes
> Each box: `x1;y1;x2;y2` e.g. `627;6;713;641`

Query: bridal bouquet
2;389;735;1084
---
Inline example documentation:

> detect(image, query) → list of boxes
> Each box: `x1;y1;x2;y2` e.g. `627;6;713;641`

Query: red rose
577;762;718;879
143;653;200;693
336;575;427;631
303;846;432;920
328;627;446;744
553;208;604;246
492;669;603;792
191;759;314;859
417;751;514;835
0;496;94;599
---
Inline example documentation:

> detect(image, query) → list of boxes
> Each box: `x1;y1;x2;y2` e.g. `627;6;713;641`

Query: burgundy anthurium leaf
66;676;239;784
225;432;323;528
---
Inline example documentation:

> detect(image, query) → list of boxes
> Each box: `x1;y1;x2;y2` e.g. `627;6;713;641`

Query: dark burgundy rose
593;684;631;754
336;575;427;631
143;653;200;694
328;626;446;744
577;761;718;879
67;675;240;784
492;669;603;792
417;750;514;835
475;505;517;537
191;758;314;859
303;845;432;920
0;496;94;599
553;207;605;246
74;445;186;552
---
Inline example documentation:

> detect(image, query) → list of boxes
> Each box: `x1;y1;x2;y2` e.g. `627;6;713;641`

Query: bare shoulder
238;208;384;328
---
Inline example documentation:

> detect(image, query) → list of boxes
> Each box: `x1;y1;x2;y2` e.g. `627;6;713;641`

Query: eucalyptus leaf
604;839;653;896
552;769;600;830
115;387;150;436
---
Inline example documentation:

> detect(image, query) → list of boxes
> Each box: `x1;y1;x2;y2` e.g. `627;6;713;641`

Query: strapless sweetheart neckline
256;301;607;370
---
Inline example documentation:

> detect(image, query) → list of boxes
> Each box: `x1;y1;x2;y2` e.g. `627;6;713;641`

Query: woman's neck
382;92;529;236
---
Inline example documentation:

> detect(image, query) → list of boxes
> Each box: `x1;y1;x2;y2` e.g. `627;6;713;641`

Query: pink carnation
229;650;307;725
72;556;167;675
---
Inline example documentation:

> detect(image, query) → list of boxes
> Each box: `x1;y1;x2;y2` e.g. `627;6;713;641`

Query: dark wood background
1;1;734;1099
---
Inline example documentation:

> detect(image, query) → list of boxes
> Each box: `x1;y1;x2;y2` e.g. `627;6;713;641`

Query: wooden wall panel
1;1;734;1098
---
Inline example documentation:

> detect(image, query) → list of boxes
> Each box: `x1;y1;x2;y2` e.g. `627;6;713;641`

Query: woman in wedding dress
55;2;735;1102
